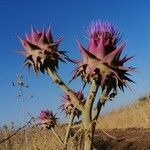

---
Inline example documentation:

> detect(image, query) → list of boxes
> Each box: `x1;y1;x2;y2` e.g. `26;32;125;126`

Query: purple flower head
39;110;57;129
87;20;120;59
72;20;135;97
60;91;85;118
88;21;118;38
18;27;68;74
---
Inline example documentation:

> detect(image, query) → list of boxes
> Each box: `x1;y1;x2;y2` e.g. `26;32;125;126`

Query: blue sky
0;0;150;125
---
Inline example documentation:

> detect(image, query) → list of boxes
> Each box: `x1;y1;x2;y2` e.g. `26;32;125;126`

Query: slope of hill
98;94;150;129
0;94;150;149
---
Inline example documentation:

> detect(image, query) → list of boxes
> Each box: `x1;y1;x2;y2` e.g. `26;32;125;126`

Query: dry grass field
0;94;150;150
98;94;150;129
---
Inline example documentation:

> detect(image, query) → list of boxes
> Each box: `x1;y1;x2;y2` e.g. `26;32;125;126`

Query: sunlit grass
0;94;150;149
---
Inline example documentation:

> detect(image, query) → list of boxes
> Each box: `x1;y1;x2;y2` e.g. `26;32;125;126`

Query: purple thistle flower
18;27;68;74
60;91;85;117
72;20;135;96
39;110;57;129
87;20;120;58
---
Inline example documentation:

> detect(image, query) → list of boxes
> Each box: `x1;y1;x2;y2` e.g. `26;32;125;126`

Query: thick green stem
92;91;107;121
63;113;75;150
82;80;99;150
83;112;96;150
84;80;99;121
51;128;64;145
92;100;103;121
93;89;110;121
47;68;83;111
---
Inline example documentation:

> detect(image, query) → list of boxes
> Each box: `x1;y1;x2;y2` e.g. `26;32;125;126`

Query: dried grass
98;94;150;129
0;95;150;149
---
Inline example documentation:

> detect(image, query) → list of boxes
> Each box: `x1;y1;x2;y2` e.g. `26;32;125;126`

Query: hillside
0;95;150;150
98;94;150;129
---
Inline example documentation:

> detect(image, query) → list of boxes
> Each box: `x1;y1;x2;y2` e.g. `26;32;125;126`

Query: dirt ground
94;128;150;150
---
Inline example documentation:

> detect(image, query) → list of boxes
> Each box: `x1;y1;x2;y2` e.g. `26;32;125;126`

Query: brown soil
94;128;150;150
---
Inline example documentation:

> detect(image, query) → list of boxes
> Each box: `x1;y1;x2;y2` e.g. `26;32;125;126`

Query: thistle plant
60;91;85;149
38;91;85;149
72;21;134;96
18;21;135;150
60;91;85;117
39;110;57;129
38;110;64;145
18;28;68;73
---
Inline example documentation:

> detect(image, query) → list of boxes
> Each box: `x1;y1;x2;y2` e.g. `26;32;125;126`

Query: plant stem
47;68;84;111
82;80;99;150
84;80;99;121
92;92;106;121
92;100;103;121
63;112;75;150
51;128;64;145
92;90;107;121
